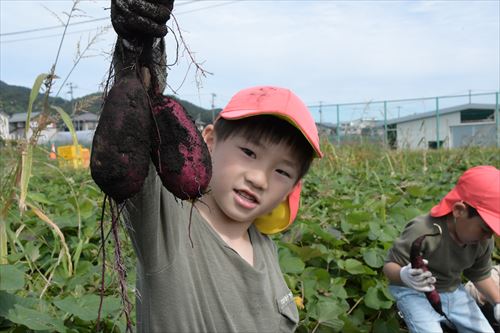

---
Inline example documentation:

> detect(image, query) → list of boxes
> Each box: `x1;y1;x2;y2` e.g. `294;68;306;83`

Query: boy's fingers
126;0;173;23
111;0;169;39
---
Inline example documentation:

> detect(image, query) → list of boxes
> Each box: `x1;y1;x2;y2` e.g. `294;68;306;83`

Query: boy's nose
246;169;268;190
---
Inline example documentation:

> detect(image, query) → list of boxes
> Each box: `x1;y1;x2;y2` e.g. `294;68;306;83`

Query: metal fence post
384;101;388;146
336;105;340;145
496;92;499;148
435;97;440;149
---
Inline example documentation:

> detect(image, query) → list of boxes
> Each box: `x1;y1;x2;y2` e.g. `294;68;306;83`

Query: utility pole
211;93;216;123
319;101;323;124
66;82;77;116
66;82;76;101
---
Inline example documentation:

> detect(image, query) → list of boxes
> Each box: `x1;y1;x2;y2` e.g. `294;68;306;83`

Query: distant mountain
0;80;71;115
0;80;219;123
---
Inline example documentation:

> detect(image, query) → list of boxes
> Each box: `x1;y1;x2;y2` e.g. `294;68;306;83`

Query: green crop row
0;142;498;332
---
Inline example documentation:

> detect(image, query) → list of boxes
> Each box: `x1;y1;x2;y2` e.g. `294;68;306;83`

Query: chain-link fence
308;92;499;149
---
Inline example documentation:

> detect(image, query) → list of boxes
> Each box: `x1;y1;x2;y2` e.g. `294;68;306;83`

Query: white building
387;103;497;149
0;111;9;140
9;112;58;143
71;112;99;131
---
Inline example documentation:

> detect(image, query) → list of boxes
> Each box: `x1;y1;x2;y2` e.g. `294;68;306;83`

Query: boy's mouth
234;189;259;204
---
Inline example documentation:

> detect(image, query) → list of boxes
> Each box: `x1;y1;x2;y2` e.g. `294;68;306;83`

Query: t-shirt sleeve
124;162;184;273
463;239;494;282
385;215;441;266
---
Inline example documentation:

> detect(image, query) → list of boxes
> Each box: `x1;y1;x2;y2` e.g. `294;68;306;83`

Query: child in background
383;166;500;333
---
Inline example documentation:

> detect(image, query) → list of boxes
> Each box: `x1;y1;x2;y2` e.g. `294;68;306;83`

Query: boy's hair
213;115;314;180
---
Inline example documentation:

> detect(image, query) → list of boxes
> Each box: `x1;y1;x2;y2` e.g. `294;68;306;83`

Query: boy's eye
240;147;255;158
276;169;292;178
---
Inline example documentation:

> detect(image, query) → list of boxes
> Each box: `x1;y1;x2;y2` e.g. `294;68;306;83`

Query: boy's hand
495;303;499;323
111;0;174;40
400;262;436;292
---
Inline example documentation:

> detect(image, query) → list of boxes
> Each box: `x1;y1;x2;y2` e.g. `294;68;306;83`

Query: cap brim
219;110;323;158
430;188;461;217
476;207;500;236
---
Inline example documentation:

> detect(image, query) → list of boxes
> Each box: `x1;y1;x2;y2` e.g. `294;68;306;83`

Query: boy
124;86;322;332
109;3;323;331
383;166;500;333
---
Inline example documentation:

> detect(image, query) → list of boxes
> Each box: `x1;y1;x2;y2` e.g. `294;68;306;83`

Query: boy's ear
202;124;215;152
451;201;467;218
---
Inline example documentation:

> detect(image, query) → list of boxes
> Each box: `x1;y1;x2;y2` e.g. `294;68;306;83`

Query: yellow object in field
294;296;304;310
57;145;90;169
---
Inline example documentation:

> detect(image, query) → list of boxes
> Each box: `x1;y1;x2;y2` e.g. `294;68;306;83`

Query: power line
0;17;108;37
0;1;235;37
0;26;112;44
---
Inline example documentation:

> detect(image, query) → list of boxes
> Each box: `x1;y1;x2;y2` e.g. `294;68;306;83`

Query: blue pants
389;285;494;333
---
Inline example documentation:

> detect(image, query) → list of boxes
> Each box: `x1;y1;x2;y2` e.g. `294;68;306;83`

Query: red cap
218;86;322;234
219;86;323;158
430;165;500;236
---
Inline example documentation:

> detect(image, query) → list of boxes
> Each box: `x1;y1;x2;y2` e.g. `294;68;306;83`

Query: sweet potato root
410;227;449;321
90;71;151;203
151;95;211;200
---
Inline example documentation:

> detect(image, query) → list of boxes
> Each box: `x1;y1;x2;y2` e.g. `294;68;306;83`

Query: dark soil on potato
91;71;152;203
151;95;211;200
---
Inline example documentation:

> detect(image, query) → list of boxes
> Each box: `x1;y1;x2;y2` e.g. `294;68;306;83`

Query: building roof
73;112;98;121
9;112;40;123
386;103;496;125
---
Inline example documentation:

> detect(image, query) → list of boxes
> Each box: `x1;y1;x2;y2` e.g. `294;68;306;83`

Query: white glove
400;262;436;292
494;303;499;323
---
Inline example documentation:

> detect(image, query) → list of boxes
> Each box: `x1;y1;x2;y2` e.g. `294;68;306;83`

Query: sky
1;0;499;123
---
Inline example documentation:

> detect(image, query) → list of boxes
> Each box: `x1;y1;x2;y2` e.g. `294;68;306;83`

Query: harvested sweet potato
410;225;451;322
90;70;151;203
151;95;211;200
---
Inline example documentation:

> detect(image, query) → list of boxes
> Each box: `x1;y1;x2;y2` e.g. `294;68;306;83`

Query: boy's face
455;215;493;244
453;203;493;244
202;125;300;224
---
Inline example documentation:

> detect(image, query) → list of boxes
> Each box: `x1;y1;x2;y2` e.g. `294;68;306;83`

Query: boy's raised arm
90;0;172;202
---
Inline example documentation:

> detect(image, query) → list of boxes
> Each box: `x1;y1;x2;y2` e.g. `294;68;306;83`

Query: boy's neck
194;197;253;241
445;215;466;247
195;198;255;266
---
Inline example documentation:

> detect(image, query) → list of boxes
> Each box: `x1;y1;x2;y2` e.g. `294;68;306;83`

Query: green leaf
313;299;345;331
372;317;401;333
51;105;79;147
305;224;338;244
19;144;33;212
0;291;37;317
79;199;95;220
362;248;386;268
364;286;393;310
406;184;426;197
284;244;325;262
25;73;49;138
24;241;41;263
280;255;305;274
27;192;56;205
341;259;367;275
0;264;25;291
346;211;372;224
7;304;66;332
54;294;121;321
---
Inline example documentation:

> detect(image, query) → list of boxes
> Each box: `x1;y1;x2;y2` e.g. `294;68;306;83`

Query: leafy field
1;142;499;332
